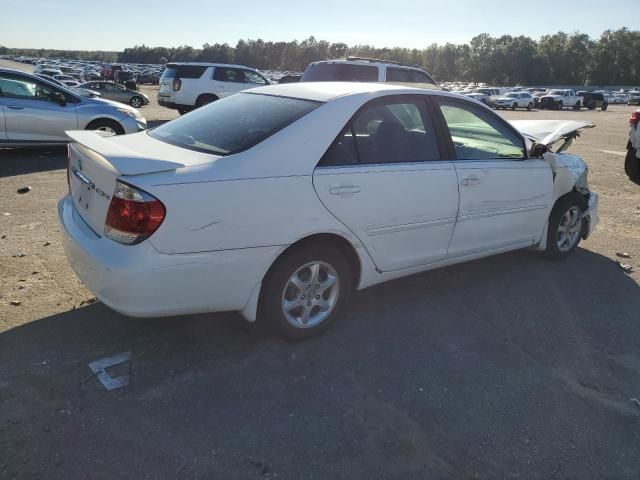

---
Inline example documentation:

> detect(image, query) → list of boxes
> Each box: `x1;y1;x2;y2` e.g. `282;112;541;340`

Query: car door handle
7;105;24;110
329;185;361;196
460;176;481;186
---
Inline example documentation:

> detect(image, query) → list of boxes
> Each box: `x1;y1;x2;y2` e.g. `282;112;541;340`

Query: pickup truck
539;89;584;110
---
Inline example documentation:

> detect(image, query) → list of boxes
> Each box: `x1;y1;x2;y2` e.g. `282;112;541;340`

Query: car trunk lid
66;130;220;236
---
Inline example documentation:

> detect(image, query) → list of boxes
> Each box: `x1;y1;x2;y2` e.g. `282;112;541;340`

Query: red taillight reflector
104;181;165;245
173;78;182;91
631;111;640;126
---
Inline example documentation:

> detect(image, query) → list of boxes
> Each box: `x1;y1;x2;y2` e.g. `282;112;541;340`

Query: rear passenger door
212;67;247;97
313;96;460;272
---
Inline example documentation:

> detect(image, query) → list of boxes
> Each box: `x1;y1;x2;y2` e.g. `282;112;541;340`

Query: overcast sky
2;0;637;51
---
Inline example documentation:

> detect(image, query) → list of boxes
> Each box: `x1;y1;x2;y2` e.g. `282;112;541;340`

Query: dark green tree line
3;28;639;85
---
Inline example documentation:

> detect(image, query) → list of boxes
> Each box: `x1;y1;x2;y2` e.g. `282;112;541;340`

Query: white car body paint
59;83;599;322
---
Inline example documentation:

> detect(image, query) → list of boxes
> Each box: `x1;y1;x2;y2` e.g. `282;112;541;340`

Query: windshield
549;90;565;95
505;93;518;98
149;93;321;155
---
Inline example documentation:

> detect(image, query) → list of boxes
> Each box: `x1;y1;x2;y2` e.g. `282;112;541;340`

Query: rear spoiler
65;130;185;175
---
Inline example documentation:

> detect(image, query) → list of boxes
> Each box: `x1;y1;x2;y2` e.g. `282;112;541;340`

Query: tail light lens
104;181;166;245
173;78;182;91
631;111;640;127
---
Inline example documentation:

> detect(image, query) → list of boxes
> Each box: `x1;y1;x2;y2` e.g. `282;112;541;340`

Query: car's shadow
1;248;640;479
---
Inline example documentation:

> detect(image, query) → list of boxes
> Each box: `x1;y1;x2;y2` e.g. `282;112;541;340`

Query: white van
157;62;270;114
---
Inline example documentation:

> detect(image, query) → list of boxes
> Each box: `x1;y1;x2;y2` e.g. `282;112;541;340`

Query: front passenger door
435;99;553;258
0;73;78;142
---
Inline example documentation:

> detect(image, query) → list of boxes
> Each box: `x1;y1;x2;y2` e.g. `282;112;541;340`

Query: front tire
625;148;640;182
545;192;587;259
85;119;125;135
259;245;352;340
574;101;581;110
527;103;533;111
556;101;563;110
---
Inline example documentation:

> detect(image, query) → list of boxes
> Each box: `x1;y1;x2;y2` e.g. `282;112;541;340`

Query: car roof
246;81;444;103
166;62;258;70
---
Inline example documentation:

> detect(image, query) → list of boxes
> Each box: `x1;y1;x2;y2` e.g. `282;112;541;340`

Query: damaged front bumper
583;192;599;239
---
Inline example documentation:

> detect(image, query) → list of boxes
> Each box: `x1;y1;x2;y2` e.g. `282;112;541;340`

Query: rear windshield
161;64;207;80
149;93;322;155
301;63;378;82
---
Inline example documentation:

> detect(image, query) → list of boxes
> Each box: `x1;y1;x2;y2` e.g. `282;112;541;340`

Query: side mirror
49;91;67;106
531;142;548;157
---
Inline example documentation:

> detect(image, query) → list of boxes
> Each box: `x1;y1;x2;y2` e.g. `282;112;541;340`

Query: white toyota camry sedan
59;82;599;339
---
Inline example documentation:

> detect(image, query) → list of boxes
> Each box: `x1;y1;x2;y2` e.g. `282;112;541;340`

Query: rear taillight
631;111;640;127
173;78;182;91
104;181;165;245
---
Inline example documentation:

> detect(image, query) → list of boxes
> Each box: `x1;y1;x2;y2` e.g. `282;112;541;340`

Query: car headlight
116;107;142;121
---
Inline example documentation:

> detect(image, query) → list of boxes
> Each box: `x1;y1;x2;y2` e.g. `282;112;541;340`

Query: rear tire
625;148;640;182
129;96;143;108
195;94;218;109
85;119;125;135
545;192;587;259
177;107;191;115
259;244;352;340
574;101;581;110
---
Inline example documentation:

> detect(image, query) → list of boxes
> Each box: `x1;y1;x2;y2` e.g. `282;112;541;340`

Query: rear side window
301;63;378;82
161;64;207;79
320;97;440;166
213;67;245;83
409;70;436;85
149;93;321;155
386;68;410;82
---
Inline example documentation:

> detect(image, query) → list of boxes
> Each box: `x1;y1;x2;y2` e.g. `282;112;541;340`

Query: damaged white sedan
58;83;599;339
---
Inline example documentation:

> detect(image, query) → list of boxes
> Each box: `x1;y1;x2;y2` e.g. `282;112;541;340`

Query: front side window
243;70;267;85
149;93;321;155
0;74;55;101
437;100;526;160
320;97;440;166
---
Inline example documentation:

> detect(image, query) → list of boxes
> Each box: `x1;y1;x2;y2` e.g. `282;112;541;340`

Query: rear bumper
58;195;279;318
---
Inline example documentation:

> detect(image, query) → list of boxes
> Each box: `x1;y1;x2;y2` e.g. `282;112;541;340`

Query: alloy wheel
556;206;582;252
281;261;340;328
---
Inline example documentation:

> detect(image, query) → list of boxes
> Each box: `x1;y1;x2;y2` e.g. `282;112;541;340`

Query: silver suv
301;57;438;87
0;68;146;146
158;62;271;114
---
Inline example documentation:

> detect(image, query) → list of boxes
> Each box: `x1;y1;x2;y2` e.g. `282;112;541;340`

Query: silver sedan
0;68;147;146
78;81;150;108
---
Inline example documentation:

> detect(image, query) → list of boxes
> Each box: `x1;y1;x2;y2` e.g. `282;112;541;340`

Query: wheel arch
240;232;365;322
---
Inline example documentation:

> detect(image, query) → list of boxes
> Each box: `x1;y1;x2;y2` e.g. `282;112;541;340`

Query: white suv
300;57;438;87
158;62;270;114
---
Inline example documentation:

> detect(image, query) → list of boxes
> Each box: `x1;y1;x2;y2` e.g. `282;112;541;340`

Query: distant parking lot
1;58;640;479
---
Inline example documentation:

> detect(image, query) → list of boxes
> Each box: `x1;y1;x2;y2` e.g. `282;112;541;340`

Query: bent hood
509;120;594;147
65;130;221;175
